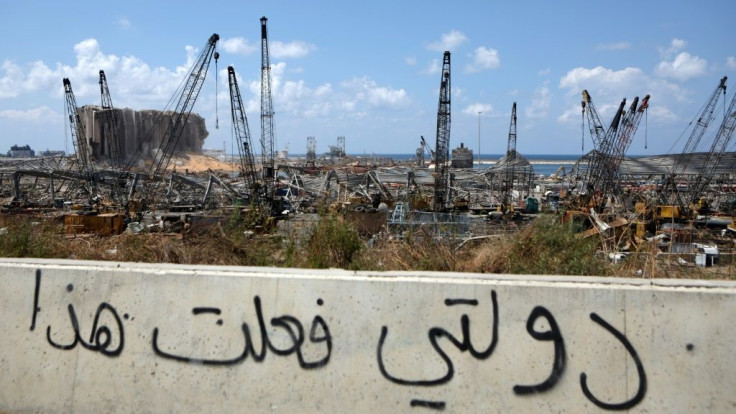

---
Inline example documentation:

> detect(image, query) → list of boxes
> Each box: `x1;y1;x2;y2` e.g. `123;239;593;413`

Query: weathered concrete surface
0;259;735;413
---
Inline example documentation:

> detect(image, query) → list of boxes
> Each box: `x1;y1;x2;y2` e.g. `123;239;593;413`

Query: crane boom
583;97;626;204
676;76;727;174
507;102;517;157
433;51;451;212
260;17;276;190
689;89;736;202
500;102;518;210
227;66;261;207
98;70;125;170
581;90;606;150
148;33;219;179
660;76;727;206
63;78;97;195
612;95;649;162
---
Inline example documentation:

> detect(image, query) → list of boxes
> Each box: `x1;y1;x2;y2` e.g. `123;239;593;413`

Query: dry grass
0;213;732;280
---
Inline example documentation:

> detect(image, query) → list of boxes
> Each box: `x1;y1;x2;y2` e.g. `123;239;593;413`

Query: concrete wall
1;258;734;413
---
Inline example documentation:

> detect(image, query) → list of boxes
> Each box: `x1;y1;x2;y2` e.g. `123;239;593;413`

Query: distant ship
451;142;473;168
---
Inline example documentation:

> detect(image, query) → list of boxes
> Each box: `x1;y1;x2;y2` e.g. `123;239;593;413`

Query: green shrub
506;214;610;276
305;214;362;269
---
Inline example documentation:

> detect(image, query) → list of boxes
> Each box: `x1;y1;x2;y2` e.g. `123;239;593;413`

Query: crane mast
581;90;606;150
148;33;219;180
660;76;727;206
260;17;276;191
582;98;626;206
306;136;316;167
433;51;451;212
500;102;517;209
63;77;97;196
227;66;261;208
689;89;736;204
612;95;649;162
676;76;727;174
98;70;125;170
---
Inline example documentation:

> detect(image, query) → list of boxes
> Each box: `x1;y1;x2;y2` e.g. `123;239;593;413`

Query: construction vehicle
433;51;451;212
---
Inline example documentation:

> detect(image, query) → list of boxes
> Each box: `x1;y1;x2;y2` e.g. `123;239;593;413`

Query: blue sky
1;0;735;156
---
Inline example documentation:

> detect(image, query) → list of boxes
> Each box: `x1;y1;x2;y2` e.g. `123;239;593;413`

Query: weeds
304;214;362;269
0;212;730;279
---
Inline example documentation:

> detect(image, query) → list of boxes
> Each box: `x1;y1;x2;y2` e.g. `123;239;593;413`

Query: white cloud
655;52;707;81
660;38;686;59
117;16;132;29
538;68;550;76
559;66;646;91
464;46;500;73
427;30;468;52
405;56;417;66
648;105;678;123
270;40;316;59
526;83;552;119
557;64;687;128
462;103;493;116
0;105;62;123
595;42;630;51
221;37;258;55
422;58;441;76
340;77;408;108
0;60;25;98
726;56;736;69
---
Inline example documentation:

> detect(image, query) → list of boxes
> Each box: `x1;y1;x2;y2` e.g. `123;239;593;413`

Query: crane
660;76;727;206
306;136;316;167
499;102;517;211
607;95;649;189
420;135;435;163
98;70;125;170
143;33;219;207
260;17;276;196
63;77;98;199
581;90;607;151
688;89;736;209
227;66;261;209
581;97;626;208
433;51;451;212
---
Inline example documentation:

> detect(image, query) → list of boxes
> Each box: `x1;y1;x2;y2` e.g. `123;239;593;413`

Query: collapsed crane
141;33;219;209
433;51;451;212
63;78;98;200
260;17;276;196
227;66;261;209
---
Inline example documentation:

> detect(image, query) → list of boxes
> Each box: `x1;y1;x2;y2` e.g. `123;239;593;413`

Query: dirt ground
168;153;239;173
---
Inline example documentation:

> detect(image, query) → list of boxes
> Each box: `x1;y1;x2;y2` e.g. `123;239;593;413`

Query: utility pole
477;111;481;171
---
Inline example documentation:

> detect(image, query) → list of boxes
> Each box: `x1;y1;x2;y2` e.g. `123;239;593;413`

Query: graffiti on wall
28;268;646;411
